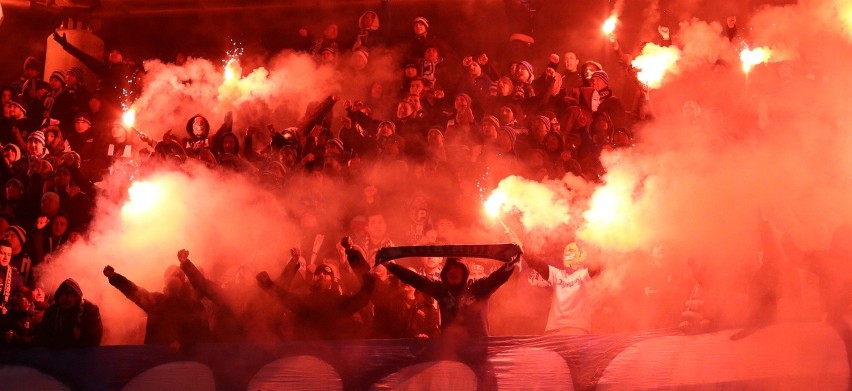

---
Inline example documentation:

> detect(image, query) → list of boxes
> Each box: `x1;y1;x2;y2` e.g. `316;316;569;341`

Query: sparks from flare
223;40;244;82
740;47;772;74
631;44;681;89
602;15;618;35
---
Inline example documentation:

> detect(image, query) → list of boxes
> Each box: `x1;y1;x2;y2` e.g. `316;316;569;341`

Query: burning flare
631;43;681;89
579;168;647;251
121;181;165;219
483;176;571;231
224;58;241;82
484;190;508;219
602;15;618;35
740;47;772;74
121;107;136;128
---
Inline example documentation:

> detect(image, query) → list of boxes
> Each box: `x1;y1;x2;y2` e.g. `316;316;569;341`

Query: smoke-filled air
2;0;850;374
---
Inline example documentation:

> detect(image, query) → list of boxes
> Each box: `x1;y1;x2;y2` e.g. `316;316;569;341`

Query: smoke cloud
30;0;852;342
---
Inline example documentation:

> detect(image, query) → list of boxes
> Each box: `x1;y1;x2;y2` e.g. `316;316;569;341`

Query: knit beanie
482;115;500;129
27;130;46;146
6;225;26;246
498;126;517;146
591;70;609;86
413;17;429;29
49;70;66;85
66;66;84;82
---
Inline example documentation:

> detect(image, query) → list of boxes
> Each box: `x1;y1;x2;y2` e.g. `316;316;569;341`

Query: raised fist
658;26;670;40
290;247;301;259
727;16;737;29
549;53;559;64
177;249;189;263
103;265;115;278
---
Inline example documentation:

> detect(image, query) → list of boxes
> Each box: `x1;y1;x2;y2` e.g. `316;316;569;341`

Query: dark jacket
39;278;102;348
385;260;515;338
108;272;209;346
261;248;376;340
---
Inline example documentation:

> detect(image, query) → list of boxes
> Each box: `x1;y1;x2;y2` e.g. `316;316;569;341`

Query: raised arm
339;273;377;315
103;265;159;313
385;262;441;297
523;254;550;280
52;32;108;75
471;255;520;297
176;249;231;307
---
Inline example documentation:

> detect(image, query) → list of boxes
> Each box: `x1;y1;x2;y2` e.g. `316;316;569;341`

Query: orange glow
484;190;508;219
224;58;241;82
121;181;165;219
840;0;852;36
602;15;618;35
740;47;772;74
121;107;136;128
631;44;681;88
579;168;647;251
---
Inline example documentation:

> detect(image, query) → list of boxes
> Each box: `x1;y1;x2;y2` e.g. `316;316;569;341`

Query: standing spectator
0;240;24;310
352;0;389;52
51;33;137;108
103;264;209;348
256;244;376;340
523;242;600;335
383;255;520;338
38;278;102;348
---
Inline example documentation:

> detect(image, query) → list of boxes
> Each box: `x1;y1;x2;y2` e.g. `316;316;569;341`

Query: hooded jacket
385;258;515;338
39;278;102;348
183;112;233;155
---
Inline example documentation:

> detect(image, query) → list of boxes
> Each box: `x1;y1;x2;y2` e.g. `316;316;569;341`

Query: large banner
0;322;848;390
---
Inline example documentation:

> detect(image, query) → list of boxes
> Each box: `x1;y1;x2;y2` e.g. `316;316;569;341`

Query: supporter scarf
375;244;522;265
2;266;11;306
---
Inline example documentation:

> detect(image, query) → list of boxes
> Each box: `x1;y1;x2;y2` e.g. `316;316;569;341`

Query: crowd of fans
0;1;843;351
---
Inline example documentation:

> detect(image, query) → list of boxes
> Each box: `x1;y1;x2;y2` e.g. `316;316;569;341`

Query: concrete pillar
44;18;104;91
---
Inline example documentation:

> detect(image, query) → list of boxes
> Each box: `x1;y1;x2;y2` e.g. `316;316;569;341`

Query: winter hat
378;121;396;133
456;93;472;108
535;115;552;132
498;125;517;146
482;115;500;129
6;225;26;246
2;144;21;162
49;70;66;85
9;99;27;115
591;70;609;86
74;112;92;125
413;17;430;29
66;66;84;82
326;138;345;153
518;61;534;77
27;130;46;146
